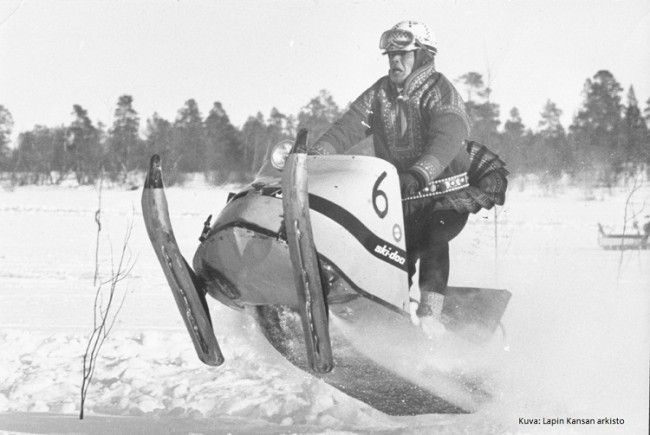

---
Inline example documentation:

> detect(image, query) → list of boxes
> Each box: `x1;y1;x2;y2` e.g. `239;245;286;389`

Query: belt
402;172;469;201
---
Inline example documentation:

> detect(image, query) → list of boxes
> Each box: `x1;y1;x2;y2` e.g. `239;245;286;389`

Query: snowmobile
142;129;511;415
597;223;649;250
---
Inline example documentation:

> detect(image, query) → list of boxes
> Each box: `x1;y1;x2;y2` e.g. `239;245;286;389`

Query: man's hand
399;172;422;196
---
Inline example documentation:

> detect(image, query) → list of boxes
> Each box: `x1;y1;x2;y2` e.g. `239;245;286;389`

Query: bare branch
93;173;104;286
80;192;135;419
616;175;646;284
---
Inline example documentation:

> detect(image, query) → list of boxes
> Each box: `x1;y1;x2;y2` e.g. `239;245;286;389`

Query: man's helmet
379;21;437;54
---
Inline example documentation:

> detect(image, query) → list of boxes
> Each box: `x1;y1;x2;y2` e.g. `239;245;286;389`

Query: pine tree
204;102;244;183
570;70;624;181
108;95;141;178
643;97;650;125
537;100;570;178
457;72;501;146
145;113;184;185
267;107;292;141
67;105;101;184
14;129;36;183
622;86;649;173
504;108;525;137
468;100;501;145
241;112;268;175
174;99;205;172
285;114;297;139
501;107;526;173
0;105;14;170
266;107;292;157
297;90;342;141
13;125;65;184
49;126;68;181
456;72;485;102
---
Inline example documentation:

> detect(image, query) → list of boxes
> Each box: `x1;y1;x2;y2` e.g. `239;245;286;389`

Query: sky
1;0;649;145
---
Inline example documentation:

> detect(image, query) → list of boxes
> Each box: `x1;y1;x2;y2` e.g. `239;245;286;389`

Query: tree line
0;69;648;187
460;70;650;186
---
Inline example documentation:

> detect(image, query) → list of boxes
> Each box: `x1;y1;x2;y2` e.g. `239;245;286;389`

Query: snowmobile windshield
379;29;417;53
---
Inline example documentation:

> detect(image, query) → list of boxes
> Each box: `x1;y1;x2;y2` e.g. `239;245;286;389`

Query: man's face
387;50;415;85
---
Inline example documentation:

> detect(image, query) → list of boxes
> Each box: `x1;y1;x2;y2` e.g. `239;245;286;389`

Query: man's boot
416;290;444;318
416;291;446;338
416;241;450;338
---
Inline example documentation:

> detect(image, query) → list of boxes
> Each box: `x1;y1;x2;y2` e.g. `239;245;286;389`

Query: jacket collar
387;61;436;98
403;61;436;95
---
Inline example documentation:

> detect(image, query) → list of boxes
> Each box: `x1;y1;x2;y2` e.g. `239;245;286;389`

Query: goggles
379;29;418;53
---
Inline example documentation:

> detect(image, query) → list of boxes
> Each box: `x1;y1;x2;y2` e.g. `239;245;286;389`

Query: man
307;21;506;334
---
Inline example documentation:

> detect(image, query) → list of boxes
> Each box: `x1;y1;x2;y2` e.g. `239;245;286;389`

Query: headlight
270;139;294;170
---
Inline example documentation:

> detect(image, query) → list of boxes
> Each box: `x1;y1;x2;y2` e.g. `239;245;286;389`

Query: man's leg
416;210;468;320
403;202;425;289
416;243;449;318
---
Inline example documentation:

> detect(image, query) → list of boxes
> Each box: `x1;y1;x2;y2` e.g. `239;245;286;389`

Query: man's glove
399;171;422;197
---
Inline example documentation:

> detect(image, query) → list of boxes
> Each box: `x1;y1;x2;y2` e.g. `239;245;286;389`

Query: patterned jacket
312;63;471;186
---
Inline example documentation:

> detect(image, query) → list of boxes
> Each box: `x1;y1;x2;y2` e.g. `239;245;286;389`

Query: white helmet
379;21;437;54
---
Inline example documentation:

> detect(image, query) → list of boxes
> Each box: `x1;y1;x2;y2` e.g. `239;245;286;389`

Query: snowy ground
0;178;648;434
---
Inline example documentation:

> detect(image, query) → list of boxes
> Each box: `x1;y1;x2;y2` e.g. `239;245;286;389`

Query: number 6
372;171;388;219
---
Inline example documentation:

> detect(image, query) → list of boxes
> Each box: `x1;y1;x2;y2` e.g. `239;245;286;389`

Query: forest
0;69;648;187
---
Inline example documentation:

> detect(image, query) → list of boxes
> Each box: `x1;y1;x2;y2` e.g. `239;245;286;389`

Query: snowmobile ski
141;155;224;366
282;141;334;374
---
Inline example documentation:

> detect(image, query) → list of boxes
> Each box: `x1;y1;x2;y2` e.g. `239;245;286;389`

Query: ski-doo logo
374;244;406;266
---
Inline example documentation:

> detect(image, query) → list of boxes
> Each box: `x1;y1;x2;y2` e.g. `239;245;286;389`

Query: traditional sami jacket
312;62;471;186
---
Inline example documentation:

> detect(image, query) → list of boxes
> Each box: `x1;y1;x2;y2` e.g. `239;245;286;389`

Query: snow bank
0;327;397;429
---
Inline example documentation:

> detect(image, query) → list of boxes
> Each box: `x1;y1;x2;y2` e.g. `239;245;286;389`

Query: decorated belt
402;172;469;201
